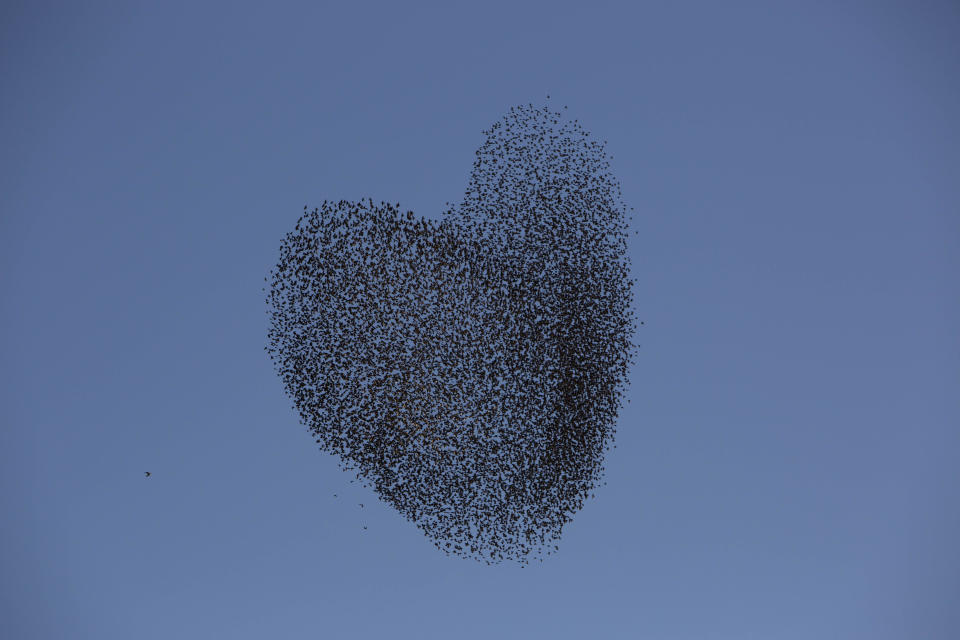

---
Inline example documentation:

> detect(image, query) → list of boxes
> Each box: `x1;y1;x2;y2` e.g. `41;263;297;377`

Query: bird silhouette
144;472;151;478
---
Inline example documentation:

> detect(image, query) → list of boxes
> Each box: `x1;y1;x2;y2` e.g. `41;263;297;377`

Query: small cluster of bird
329;494;369;530
265;103;636;564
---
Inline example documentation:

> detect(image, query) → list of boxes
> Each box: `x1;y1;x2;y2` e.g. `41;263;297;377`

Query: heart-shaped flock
266;104;636;564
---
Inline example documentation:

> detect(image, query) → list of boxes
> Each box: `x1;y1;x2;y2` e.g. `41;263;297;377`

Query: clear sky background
2;1;958;638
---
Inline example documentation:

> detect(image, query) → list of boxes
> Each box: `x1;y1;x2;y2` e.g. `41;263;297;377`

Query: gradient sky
2;1;958;638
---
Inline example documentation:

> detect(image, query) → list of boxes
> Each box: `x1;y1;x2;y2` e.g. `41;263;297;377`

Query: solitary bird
144;472;151;478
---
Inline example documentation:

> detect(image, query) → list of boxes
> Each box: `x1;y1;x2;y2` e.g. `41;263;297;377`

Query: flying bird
144;472;151;478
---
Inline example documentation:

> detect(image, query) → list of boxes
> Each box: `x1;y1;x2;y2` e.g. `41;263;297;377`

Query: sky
1;1;958;638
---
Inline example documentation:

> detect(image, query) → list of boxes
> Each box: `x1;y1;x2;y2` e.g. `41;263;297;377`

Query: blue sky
2;1;958;638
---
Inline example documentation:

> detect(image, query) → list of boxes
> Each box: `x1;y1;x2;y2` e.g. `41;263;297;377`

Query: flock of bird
265;103;636;564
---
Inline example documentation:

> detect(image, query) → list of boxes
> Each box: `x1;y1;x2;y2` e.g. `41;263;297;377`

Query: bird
359;503;364;508
144;472;151;478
